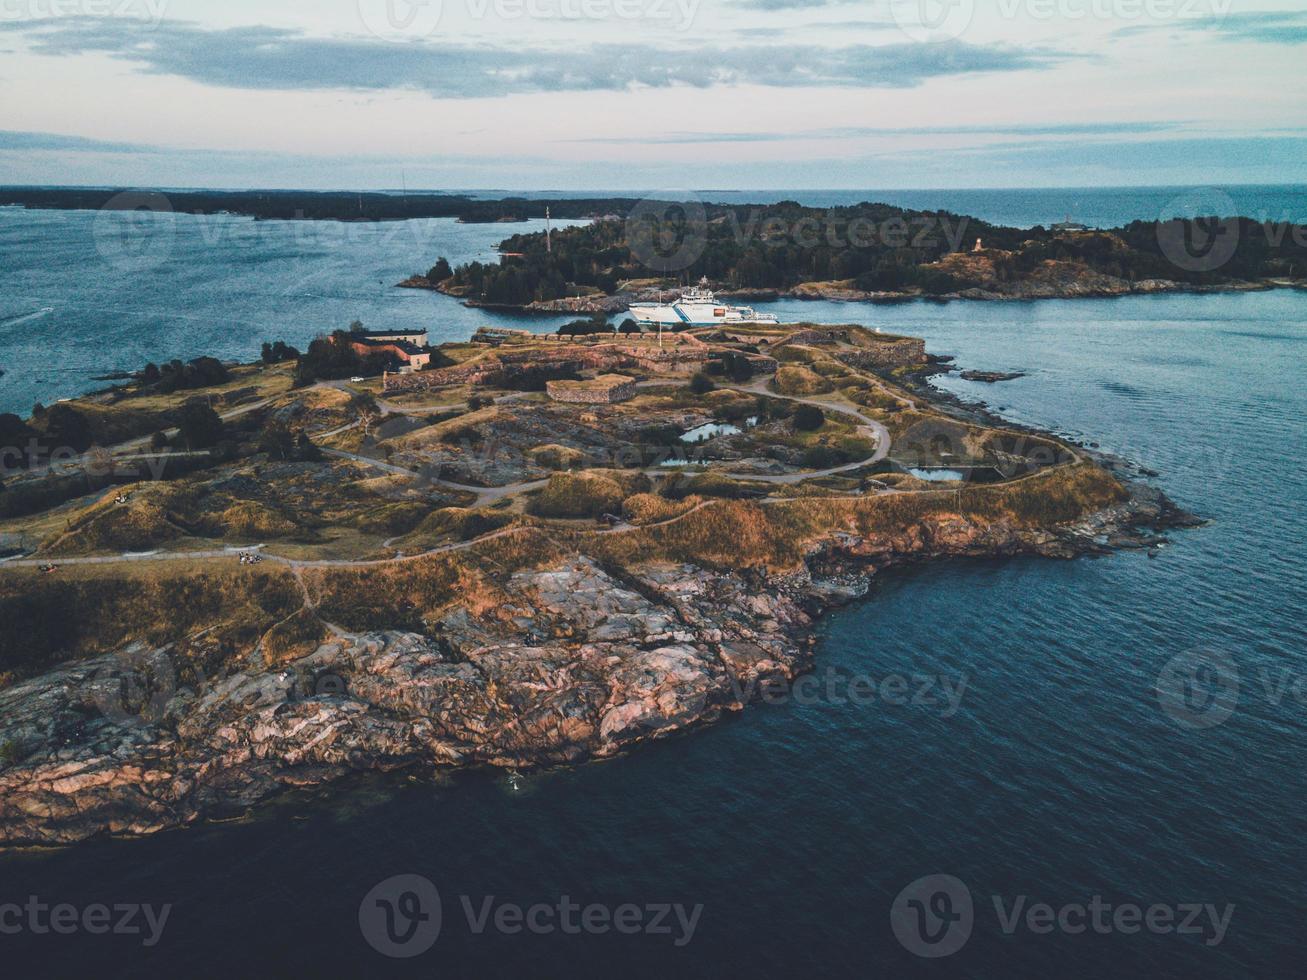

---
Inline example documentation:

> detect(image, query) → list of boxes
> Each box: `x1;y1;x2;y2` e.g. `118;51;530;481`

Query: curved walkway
0;372;1080;575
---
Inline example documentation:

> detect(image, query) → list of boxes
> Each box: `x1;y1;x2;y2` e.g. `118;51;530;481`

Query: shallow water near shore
1;212;1305;977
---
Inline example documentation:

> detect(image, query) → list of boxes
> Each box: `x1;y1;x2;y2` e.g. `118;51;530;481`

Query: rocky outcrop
961;371;1026;383
0;481;1193;847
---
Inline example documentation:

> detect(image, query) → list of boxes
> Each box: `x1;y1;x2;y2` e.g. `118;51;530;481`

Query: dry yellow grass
773;365;834;397
622;493;705;525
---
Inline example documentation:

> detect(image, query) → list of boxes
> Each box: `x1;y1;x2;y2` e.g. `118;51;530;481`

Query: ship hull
628;302;778;327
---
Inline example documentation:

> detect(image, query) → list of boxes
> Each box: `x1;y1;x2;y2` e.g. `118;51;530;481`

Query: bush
530;444;586;471
801;445;840;469
774;366;833;397
689;373;715;395
793;404;826;431
663;472;764;500
261;341;300;364
178;402;226;450
530;472;627;518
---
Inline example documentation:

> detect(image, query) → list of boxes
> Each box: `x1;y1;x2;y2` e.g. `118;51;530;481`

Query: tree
793;404;826;431
349;320;366;334
258;421;296;460
141;363;161;384
618;319;641;335
261;341;300;364
177;402;225;450
42;404;93;453
348;392;381;440
428;257;453;281
0;414;36;469
716;351;753;383
689;373;715;395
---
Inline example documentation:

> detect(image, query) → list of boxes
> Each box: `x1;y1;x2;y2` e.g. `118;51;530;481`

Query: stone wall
839;336;927;370
546;376;637;404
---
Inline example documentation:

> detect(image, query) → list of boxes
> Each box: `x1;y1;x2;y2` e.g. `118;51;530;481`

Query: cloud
0;130;154;152
1189;11;1307;44
565;121;1179;144
2;17;1072;97
731;0;860;10
1119;11;1307;45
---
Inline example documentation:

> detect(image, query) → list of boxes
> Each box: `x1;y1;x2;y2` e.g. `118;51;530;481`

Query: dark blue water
0;208;587;416
1;210;1305;978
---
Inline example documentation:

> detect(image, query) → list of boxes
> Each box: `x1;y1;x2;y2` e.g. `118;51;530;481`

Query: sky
0;0;1304;189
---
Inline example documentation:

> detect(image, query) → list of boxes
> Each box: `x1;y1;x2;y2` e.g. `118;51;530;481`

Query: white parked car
350;377;365;383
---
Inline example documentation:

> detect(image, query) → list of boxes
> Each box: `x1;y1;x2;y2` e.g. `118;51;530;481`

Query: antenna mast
545;207;552;254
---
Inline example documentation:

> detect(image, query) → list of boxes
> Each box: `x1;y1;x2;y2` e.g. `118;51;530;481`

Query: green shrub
794;404;826;431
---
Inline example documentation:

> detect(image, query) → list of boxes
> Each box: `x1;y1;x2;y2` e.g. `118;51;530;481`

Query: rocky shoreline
0;473;1196;848
397;272;1298;314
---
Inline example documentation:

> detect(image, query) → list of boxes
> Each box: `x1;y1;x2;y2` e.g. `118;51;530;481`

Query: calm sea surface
1;204;1305;978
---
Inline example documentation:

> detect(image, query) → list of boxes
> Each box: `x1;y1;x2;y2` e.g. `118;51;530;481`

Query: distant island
0;186;656;224
401;199;1307;306
0;319;1197;845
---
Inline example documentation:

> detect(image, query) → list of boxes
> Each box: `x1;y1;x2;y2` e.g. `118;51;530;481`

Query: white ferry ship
629;279;780;327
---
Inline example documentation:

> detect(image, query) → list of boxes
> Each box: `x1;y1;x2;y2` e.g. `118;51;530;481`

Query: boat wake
0;307;54;328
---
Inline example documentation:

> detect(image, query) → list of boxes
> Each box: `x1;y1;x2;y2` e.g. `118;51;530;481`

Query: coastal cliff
0;467;1190;847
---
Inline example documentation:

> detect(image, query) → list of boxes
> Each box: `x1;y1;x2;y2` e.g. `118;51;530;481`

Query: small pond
679;417;759;444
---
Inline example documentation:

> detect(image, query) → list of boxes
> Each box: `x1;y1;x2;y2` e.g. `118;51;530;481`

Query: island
0;321;1197;845
404;199;1306;306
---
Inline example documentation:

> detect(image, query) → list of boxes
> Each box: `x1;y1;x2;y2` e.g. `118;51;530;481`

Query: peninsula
0;321;1195;846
